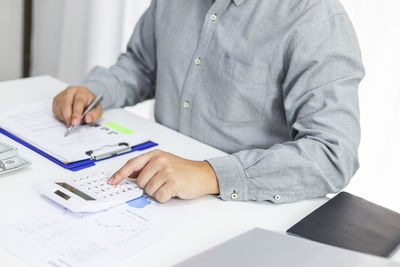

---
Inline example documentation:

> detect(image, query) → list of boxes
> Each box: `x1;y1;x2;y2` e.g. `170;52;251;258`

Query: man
53;0;364;204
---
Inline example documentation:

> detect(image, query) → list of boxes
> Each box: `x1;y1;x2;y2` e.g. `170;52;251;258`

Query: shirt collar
232;0;246;6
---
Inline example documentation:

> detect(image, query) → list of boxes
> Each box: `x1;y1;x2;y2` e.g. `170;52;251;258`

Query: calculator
40;170;143;212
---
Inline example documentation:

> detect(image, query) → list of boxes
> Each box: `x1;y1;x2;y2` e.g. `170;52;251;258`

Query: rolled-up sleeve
208;13;365;203
83;1;157;109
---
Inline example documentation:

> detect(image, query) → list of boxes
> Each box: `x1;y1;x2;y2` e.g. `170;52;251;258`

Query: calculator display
56;182;95;201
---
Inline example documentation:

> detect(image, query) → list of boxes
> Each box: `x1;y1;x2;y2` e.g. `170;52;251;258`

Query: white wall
0;0;23;81
337;0;400;211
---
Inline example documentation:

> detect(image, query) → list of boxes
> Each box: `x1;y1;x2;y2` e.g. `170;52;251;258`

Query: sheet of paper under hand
0;100;150;163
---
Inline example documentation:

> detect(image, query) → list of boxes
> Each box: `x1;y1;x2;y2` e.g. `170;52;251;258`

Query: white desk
0;76;398;266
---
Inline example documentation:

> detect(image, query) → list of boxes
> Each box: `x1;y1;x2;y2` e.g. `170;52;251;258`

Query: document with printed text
0;196;197;267
0;101;150;163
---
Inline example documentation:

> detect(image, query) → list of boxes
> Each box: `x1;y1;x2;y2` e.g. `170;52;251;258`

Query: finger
53;91;72;125
135;159;161;189
52;96;60;119
144;173;167;197
62;101;73;126
52;97;63;122
71;95;86;126
59;92;75;126
108;150;157;185
84;104;103;124
154;183;174;204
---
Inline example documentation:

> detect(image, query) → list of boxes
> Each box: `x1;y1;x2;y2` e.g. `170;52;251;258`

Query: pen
64;94;103;137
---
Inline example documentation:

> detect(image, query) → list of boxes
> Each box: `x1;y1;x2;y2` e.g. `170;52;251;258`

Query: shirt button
231;191;238;200
210;14;217;21
194;58;201;65
183;101;190;108
273;195;281;201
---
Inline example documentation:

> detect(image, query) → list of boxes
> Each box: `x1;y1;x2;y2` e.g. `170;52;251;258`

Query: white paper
0;196;197;267
0;101;149;163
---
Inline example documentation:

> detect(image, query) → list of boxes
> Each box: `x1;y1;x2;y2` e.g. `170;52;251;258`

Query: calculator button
66;170;142;203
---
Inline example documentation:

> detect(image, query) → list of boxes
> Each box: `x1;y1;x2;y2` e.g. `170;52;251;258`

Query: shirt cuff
206;155;248;201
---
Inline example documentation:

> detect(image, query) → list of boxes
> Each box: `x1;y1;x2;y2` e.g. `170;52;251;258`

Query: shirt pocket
206;53;270;123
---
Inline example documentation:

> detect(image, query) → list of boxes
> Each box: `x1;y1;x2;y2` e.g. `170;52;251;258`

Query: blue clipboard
0;127;158;172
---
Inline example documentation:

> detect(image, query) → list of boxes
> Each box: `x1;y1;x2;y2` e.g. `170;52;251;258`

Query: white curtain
31;0;151;85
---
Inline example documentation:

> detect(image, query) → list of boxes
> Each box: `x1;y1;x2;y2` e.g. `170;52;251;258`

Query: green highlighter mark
104;122;134;135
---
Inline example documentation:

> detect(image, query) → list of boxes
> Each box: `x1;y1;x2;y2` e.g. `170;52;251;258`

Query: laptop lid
175;228;400;267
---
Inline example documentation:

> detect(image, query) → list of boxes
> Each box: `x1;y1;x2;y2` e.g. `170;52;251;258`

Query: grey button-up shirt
83;0;365;203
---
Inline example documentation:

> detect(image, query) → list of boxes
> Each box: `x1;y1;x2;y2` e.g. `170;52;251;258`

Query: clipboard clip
85;142;131;160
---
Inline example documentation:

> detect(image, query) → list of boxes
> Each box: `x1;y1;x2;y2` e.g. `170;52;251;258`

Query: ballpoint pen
64;94;104;137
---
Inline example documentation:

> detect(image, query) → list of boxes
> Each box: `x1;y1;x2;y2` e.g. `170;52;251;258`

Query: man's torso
152;0;346;153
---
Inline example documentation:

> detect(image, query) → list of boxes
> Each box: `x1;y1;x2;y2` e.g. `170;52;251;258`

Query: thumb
84;104;103;123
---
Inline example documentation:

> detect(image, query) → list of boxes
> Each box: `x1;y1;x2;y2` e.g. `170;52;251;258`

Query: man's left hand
108;149;220;203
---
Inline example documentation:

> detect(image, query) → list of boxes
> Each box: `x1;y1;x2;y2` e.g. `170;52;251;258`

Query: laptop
175;228;400;267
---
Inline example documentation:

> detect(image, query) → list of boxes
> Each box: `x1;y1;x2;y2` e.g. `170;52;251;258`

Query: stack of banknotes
0;141;31;174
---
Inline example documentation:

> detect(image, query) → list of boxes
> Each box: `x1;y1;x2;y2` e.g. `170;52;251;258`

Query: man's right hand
52;86;103;127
